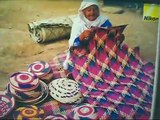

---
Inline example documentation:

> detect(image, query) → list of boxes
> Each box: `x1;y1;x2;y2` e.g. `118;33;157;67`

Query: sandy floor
0;0;158;90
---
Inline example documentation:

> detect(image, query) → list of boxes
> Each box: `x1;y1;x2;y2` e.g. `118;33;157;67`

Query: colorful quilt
66;25;155;119
42;101;125;119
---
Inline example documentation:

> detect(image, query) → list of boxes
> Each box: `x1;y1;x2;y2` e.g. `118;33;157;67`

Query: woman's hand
79;29;95;41
108;29;117;39
108;28;125;43
115;33;125;44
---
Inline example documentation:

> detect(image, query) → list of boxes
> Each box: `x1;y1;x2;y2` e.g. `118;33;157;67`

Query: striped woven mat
67;25;154;119
46;25;154;119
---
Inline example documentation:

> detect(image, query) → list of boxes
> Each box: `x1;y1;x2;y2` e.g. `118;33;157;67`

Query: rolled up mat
28;15;75;43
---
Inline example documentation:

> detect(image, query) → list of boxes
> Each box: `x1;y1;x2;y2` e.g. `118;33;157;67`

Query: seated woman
63;0;112;69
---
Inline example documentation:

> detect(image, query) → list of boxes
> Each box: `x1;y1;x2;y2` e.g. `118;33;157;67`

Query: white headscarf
69;0;108;47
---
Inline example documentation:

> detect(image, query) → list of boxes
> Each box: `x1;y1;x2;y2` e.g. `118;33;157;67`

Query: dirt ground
0;0;158;90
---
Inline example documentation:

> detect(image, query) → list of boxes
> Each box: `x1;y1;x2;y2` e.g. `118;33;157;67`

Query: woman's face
82;5;99;21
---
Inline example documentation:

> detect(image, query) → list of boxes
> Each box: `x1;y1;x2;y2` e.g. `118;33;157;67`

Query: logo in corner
143;4;159;22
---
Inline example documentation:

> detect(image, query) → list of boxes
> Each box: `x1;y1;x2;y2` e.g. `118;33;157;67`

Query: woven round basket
28;61;53;83
49;78;83;104
9;71;41;101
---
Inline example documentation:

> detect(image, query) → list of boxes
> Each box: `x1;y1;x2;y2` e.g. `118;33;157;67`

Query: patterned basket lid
44;114;67;120
13;105;45;120
0;91;15;118
7;80;49;105
28;61;51;78
9;71;39;92
68;104;97;119
49;78;83;104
